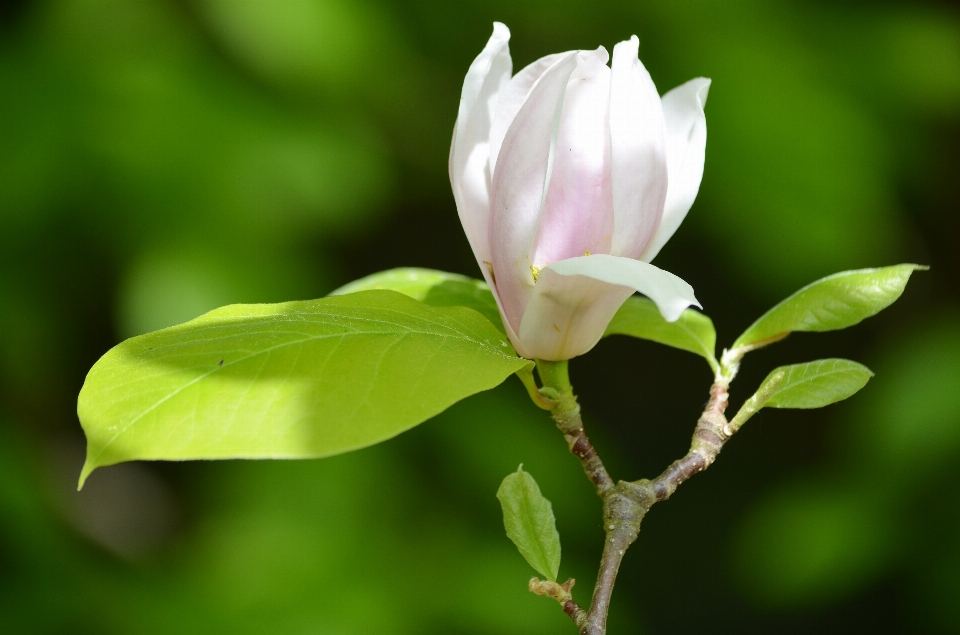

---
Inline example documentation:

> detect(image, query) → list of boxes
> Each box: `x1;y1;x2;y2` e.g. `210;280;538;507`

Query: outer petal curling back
518;269;636;361
545;254;699;322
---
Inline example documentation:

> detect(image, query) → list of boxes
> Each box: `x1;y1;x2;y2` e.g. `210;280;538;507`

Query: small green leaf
734;264;925;350
604;296;718;371
496;466;561;581
78;290;530;487
762;359;874;409
331;268;504;334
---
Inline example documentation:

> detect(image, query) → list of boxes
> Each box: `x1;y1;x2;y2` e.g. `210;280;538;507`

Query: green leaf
496;466;561;581
78;290;530;487
734;264;925;349
604;296;718;371
331;268;504;334
761;359;874;409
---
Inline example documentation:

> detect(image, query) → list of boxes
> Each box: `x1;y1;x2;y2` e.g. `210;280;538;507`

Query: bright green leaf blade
331;267;504;334
762;359;874;409
604;296;718;370
78;290;530;487
496;466;561;581
734;264;925;349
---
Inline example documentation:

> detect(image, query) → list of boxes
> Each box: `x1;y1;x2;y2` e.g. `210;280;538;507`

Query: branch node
530;578;587;627
529;576;575;602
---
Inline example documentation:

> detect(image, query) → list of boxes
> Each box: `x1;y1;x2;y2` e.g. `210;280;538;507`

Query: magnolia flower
450;22;710;361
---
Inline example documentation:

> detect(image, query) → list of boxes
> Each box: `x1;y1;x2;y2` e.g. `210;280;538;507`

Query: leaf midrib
519;493;554;579
136;307;502;355
779;364;859;393
87;320;518;464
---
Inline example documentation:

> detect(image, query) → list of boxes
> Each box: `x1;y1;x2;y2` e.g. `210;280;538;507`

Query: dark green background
2;0;958;633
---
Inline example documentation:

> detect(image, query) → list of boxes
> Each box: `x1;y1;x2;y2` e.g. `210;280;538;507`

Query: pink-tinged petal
641;78;711;262
450;22;512;266
531;48;615;267
489;52;579;335
608;36;668;259
489;52;569;177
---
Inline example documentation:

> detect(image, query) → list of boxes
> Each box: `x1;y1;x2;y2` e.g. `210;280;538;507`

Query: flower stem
536;360;614;497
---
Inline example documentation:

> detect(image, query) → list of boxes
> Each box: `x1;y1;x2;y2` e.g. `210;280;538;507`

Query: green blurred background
1;0;958;632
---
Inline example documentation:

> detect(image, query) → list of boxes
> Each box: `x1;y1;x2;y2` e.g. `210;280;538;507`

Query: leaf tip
77;461;95;491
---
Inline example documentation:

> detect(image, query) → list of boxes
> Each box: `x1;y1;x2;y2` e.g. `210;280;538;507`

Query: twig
579;480;655;635
650;378;732;501
532;358;745;635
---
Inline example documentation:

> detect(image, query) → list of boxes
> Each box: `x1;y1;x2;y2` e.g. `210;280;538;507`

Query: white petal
450;22;512;266
608;36;668;259
488;52;569;177
448;23;525;351
489;52;578;335
641;77;710;262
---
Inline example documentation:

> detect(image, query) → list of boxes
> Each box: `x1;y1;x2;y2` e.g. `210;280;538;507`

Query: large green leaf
78;290;529;487
761;359;874;409
604;296;718;370
496;466;561;581
331;267;504;334
734;264;924;349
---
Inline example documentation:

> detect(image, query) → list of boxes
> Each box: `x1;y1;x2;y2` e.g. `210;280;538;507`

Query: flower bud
450;23;710;360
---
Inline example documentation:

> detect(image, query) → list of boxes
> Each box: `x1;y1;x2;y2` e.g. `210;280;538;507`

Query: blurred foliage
734;315;960;625
0;0;958;633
